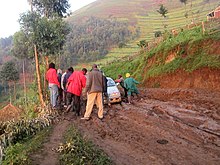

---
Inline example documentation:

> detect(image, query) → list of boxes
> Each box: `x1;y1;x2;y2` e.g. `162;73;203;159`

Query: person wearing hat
124;73;139;104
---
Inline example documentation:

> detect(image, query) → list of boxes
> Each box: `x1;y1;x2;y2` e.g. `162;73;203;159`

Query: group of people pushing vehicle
46;62;140;121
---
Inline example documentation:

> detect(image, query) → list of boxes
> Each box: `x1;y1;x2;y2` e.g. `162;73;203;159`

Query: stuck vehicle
104;77;122;104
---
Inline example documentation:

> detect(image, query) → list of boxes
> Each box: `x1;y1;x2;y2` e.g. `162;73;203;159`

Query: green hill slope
67;0;219;67
102;22;220;90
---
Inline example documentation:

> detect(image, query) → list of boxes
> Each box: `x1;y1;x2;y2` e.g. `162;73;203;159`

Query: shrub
154;31;162;38
59;125;112;165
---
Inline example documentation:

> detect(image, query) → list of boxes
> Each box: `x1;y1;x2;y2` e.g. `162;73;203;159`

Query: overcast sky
0;0;96;38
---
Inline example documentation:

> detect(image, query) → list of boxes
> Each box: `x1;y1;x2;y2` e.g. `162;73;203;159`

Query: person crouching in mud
124;73;140;104
115;74;128;99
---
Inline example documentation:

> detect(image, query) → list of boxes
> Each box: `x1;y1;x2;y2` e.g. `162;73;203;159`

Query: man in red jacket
66;68;87;116
46;62;60;109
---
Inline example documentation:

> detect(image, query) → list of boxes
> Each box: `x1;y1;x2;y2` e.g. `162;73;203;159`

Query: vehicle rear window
107;78;115;87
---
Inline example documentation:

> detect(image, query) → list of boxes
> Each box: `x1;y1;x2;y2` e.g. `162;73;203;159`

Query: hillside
66;0;220;91
102;22;220;91
1;2;220;164
67;0;220;67
0;36;13;66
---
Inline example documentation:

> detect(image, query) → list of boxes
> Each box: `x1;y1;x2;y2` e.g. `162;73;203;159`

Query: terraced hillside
136;0;219;41
69;0;219;66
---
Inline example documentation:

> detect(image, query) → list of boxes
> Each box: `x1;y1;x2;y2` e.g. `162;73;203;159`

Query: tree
137;40;148;49
18;0;70;107
29;0;70;77
179;0;187;5
34;17;70;57
27;0;33;11
12;31;33;104
157;4;168;29
179;0;188;20
19;11;45;106
157;4;168;18
63;16;136;64
155;31;162;38
12;31;32;59
0;36;13;60
0;61;19;102
31;0;70;18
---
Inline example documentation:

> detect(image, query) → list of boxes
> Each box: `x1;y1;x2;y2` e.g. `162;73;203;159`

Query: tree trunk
30;0;33;12
34;45;45;107
45;56;49;68
23;60;27;105
8;82;11;104
13;81;16;101
4;82;7;94
184;4;188;24
28;0;33;12
44;56;49;100
58;52;61;68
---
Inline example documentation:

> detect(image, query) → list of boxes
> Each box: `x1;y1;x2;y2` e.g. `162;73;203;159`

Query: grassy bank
102;26;220;82
2;127;52;165
59;125;113;165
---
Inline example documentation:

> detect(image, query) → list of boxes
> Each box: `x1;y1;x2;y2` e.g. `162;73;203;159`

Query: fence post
202;21;205;34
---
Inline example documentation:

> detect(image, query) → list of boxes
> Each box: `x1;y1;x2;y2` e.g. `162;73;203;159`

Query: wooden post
13;81;16;101
23;60;27;105
34;45;45;107
44;56;49;101
202;21;205;35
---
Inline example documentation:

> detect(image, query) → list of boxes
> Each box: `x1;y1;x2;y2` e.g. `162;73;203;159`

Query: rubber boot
128;96;131;104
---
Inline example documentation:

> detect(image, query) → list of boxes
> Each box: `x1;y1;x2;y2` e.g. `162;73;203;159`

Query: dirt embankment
143;39;220;91
146;68;220;91
68;88;220;165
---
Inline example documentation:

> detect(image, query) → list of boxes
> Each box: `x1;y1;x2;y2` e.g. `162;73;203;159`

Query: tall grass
2;127;52;165
59;125;113;165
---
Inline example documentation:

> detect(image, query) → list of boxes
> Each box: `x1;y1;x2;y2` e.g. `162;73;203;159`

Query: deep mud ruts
70;88;220;165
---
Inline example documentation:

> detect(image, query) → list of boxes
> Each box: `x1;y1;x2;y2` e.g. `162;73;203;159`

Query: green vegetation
103;26;220;82
30;0;70;18
157;4;168;18
14;83;40;119
0;36;13;64
103;57;140;80
146;53;220;78
16;0;71;106
59;125;112;165
0;61;19;85
2;127;52;165
62;16;139;66
70;0;219;68
0;112;54;164
137;40;148;49
148;26;205;58
0;1;219;164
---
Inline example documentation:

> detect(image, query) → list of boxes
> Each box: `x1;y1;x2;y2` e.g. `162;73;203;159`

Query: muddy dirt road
71;88;220;165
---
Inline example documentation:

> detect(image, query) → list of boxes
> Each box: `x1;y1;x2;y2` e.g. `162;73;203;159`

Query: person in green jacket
124;73;139;104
